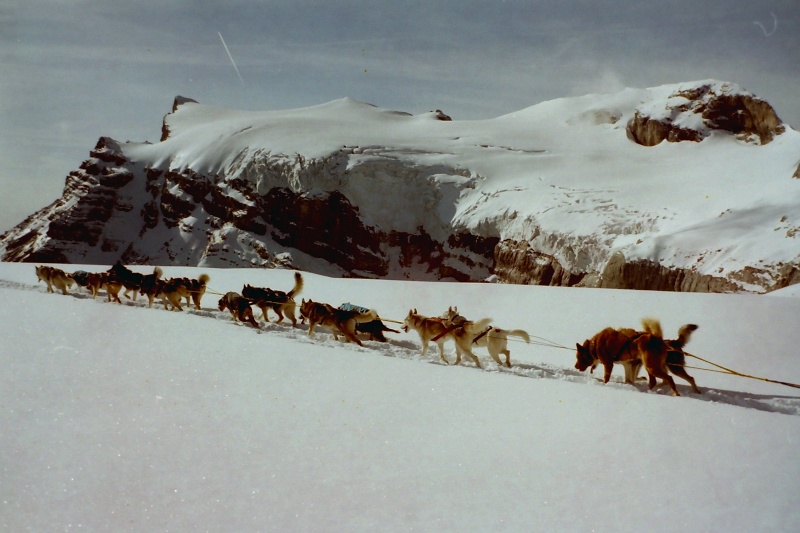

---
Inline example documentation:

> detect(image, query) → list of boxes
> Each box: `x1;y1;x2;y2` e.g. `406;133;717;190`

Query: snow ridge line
2;277;799;416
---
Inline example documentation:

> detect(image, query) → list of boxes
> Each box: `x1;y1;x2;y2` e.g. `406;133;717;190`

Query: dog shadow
25;281;800;417
512;362;800;416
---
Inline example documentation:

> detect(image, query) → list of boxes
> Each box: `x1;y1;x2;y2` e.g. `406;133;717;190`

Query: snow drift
1;80;798;292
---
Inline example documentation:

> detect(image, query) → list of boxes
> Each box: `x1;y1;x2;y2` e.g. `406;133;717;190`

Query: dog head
217;295;228;312
574;341;595;372
402;308;419;332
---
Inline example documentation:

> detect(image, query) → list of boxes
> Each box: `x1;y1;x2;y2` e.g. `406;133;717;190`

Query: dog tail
673;324;698;350
198;273;210;285
641;317;663;338
506;329;530;343
466;317;493;333
154;266;163;280
288;271;304;299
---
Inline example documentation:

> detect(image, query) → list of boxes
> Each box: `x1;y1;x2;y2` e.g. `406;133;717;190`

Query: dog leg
668;365;702;394
647;367;680;396
603;363;614;384
488;347;504;366
501;349;511;368
463;347;482;369
436;342;450;365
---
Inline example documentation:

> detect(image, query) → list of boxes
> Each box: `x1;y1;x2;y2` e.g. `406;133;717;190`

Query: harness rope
176;282;800;390
680;351;800;390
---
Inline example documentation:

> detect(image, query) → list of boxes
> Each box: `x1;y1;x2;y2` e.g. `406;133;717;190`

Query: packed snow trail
2;276;798;416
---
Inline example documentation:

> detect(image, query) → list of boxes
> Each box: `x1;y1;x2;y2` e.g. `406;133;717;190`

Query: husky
167;273;210;310
242;271;303;326
626;323;702;394
35;265;75;295
142;278;189;311
442;307;531;368
100;274;124;303
218;292;259;328
665;324;702;394
402;309;493;368
340;303;399;342
107;263;161;301
299;299;377;346
575;318;680;396
443;306;529;368
71;270;113;300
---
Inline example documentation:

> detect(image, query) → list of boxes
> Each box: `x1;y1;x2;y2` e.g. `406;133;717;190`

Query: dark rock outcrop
627;83;784;146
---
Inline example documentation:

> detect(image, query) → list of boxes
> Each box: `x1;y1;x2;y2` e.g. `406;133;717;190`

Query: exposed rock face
627;82;784;146
1;84;796;294
493;239;585;286
598;251;740;292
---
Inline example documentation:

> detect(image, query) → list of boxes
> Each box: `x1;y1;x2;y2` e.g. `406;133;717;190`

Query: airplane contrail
218;31;245;86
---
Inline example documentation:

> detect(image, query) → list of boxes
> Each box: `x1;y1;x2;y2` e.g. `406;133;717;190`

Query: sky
1;0;798;234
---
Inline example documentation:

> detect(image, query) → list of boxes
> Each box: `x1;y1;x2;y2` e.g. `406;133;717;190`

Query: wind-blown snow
2;262;799;532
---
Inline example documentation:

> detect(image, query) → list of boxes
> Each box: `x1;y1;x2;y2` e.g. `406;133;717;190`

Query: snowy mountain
2;80;798;292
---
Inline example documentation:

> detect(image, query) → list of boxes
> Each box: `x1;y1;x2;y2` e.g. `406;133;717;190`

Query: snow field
2;262;800;532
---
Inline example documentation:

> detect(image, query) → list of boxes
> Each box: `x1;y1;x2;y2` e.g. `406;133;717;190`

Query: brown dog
166;274;210;310
35;265;74;295
664;324;702;394
242;271;303;326
218;292;259;328
299;299;377;346
575;318;680;396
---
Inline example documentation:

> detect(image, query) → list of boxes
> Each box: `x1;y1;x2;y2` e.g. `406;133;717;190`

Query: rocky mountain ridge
2;80;798;292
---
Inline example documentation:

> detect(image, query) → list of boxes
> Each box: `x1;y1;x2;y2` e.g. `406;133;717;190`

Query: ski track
3;277;799;417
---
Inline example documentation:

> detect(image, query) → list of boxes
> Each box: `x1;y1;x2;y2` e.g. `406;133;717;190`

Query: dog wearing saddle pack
575;318;682;396
340;303;399;342
402;308;493;368
165;273;210;310
143;277;187;311
242;271;303;326
71;270;112;300
218;292;259;328
107;263;162;301
442;306;529;368
35;265;75;295
299;299;377;346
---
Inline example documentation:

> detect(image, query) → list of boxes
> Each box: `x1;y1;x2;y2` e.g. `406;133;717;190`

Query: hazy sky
1;0;798;233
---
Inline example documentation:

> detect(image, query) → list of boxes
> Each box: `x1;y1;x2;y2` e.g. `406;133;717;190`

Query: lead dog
35;265;75;295
299;299;377;346
218;292;259;328
634;323;700;394
403;309;493;368
575;318;680;396
242;271;303;326
443;306;529;368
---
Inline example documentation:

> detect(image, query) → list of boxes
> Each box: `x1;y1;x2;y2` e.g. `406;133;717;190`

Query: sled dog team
36;264;702;395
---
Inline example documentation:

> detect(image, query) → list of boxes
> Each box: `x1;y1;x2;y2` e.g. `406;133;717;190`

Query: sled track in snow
3;278;800;417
